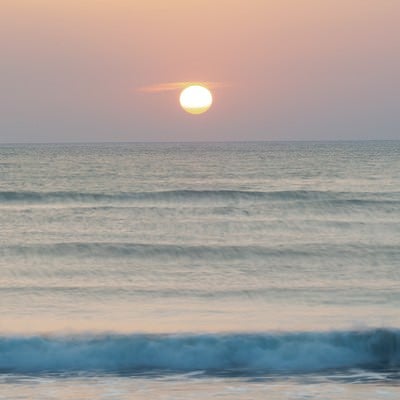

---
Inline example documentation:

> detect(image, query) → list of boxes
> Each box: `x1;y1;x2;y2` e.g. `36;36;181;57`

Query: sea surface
0;141;399;399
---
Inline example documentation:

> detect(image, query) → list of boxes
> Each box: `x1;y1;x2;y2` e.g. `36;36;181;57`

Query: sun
179;85;213;114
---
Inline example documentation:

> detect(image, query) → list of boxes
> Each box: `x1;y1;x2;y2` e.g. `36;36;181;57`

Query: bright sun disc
179;85;213;114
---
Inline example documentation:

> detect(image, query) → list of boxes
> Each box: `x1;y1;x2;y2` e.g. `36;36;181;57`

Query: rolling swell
3;242;400;260
0;189;399;205
0;329;399;375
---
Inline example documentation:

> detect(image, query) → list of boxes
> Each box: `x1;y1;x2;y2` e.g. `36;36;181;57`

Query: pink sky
1;0;399;142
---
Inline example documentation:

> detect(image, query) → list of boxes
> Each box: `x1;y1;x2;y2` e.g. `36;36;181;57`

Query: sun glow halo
179;85;213;114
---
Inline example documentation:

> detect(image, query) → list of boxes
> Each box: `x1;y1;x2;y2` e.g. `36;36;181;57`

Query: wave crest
1;189;398;205
1;329;399;375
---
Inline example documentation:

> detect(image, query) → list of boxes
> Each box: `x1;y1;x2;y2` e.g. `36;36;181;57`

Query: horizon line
0;139;399;146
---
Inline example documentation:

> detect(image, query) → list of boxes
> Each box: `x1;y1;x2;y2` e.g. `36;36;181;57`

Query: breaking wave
0;329;399;375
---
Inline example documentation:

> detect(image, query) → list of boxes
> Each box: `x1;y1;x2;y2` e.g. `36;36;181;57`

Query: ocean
0;141;399;399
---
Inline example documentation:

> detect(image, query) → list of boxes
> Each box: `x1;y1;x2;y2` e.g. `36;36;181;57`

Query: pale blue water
0;141;399;399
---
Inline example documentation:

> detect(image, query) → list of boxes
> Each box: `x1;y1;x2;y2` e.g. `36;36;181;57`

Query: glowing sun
179;85;213;114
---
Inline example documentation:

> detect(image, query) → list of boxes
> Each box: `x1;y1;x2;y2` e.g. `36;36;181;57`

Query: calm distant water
0;141;399;400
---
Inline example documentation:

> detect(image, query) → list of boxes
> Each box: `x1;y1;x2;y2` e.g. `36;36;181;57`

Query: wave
0;329;399;375
0;189;399;205
3;242;399;260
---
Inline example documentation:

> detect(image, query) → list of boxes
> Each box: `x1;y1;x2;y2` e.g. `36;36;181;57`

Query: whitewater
1;141;399;399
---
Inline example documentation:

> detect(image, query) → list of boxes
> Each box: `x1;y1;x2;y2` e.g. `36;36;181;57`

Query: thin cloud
138;81;230;93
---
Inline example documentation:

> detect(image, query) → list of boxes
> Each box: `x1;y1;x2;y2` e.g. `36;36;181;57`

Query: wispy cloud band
138;81;230;93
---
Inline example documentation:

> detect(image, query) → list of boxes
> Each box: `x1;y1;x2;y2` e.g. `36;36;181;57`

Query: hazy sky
1;0;399;142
